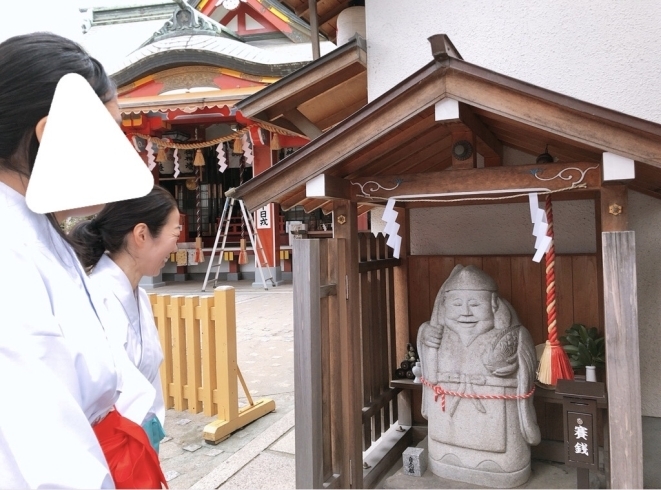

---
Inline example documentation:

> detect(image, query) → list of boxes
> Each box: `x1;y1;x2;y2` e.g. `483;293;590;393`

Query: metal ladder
202;198;276;291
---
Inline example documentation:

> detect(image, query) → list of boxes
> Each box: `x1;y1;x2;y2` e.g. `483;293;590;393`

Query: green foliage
560;323;605;369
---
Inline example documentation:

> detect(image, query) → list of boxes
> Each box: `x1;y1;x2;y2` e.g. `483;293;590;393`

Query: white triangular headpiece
25;73;153;214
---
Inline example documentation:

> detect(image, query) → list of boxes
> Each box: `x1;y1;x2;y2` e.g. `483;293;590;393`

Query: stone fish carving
417;265;540;488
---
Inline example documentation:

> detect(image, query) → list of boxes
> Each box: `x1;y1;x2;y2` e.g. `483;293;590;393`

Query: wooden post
394;208;411;426
309;0;320;60
294;239;324;489
602;231;643;488
333;199;363;489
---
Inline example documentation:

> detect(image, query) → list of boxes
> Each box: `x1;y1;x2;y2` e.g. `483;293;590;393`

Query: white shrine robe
89;255;165;427
0;183;120;488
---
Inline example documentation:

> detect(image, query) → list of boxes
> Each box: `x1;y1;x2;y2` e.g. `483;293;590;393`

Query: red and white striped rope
421;377;535;412
545;195;559;346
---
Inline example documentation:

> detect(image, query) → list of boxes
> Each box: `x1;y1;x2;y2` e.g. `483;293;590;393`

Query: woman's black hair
0;33;116;242
70;186;179;271
0;32;115;177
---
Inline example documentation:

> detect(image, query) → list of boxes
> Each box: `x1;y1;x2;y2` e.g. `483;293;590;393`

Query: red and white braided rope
196;166;201;238
545;195;559;346
421;377;535;412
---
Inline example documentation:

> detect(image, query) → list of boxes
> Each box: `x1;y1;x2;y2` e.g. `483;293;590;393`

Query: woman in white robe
70;186;180;453
0;33;166;488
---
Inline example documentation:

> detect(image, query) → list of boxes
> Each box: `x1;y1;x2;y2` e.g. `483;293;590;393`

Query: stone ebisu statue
417;265;541;487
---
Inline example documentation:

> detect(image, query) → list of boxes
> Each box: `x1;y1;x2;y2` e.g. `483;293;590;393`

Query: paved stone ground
147;280;295;489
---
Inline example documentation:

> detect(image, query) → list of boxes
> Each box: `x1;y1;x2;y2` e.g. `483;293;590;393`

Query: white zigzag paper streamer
173;149;180;178
146;143;156;171
217;142;228;173
529;193;552;263
131;135;141;152
382;198;402;258
241;132;254;166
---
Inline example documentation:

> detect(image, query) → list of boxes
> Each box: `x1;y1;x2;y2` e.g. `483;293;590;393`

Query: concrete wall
364;1;661;416
364;0;661;124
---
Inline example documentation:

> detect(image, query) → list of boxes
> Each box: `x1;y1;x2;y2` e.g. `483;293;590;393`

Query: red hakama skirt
93;410;168;489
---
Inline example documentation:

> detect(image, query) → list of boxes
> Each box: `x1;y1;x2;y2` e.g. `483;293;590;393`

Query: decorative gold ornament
608;203;623;216
337;215;346;225
185;178;198;190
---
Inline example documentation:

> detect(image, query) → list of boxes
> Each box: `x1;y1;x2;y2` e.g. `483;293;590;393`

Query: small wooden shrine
229;34;661;488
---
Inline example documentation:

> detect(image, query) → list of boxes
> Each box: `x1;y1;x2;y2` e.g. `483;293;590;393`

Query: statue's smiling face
443;290;495;339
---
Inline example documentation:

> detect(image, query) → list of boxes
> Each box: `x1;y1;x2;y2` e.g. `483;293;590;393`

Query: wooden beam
349;162;601;201
293;239;324;488
284;108;323;139
459;102;502;165
317;2;348;26
346;113;442;177
446;67;661;167
255;46;366;121
600;185;628;232
302;198;329;214
602;231;643;489
306;173;352;200
233;63;445;211
435;99;503;166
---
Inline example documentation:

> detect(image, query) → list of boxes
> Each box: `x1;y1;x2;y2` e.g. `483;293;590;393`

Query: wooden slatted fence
358;233;400;452
149;289;233;416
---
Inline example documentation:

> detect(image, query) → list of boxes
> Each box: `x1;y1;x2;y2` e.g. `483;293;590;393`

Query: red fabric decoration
93;410;168;489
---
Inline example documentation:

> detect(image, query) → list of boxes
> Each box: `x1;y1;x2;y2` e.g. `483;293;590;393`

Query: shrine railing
358;233;400;451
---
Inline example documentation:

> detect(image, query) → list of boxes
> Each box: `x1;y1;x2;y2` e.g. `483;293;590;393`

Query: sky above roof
3;0;85;44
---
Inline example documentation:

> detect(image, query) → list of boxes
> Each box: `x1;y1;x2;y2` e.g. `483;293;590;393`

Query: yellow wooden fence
148;286;275;442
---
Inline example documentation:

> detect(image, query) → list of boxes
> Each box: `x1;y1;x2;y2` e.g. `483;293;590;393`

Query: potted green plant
560;323;605;381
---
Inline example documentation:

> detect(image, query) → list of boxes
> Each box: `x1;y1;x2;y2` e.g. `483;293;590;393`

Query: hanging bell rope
536;195;574;386
193;149;205;264
237;154;248;265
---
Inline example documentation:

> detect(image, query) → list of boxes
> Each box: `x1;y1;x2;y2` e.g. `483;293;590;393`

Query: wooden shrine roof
228;34;661;213
236;35;367;138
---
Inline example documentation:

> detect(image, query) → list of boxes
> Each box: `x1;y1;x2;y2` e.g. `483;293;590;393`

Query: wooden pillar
394;207;411;425
253;145;279;269
333;199;363;489
293;239;323;489
309;0;320;60
602;230;643;489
